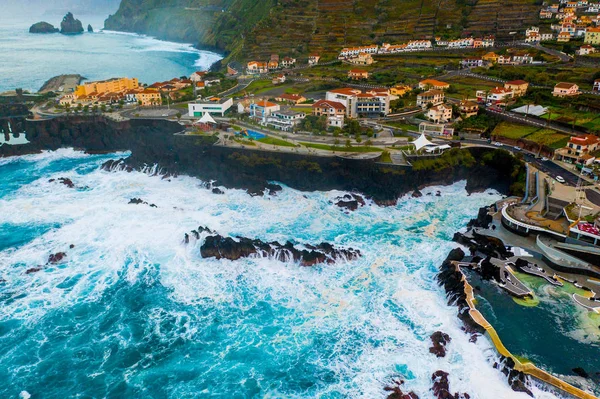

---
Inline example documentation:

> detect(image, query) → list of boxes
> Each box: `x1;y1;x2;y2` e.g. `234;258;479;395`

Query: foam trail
0;152;564;398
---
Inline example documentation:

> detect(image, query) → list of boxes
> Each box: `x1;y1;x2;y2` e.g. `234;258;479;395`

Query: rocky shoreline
1;116;525;205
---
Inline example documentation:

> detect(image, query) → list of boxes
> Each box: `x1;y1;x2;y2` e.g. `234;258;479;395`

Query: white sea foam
0;154;564;398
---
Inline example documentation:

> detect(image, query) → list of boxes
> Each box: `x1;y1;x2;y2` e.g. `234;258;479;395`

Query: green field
541;107;600;132
258;136;296;147
300;142;382;152
492;122;569;148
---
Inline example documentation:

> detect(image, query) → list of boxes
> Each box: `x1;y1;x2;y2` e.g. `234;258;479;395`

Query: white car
541;157;549;162
556;176;565;183
493;142;502;147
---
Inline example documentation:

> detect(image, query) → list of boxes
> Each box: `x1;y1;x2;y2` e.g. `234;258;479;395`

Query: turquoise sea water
0;150;554;398
0;14;222;93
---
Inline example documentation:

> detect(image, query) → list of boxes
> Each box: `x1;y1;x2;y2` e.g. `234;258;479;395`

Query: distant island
29;21;59;34
29;12;85;35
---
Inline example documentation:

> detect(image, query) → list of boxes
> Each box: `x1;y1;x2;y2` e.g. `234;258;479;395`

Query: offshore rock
384;379;420;399
128;198;157;207
87;24;94;33
60;12;84;34
29;22;59;33
197;230;360;266
48;177;75;188
48;252;67;264
411;190;423;198
429;331;451;358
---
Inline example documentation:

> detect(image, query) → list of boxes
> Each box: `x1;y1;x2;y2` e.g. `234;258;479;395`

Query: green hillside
105;0;542;65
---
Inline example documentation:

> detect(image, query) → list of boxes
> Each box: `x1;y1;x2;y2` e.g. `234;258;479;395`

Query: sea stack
87;24;93;33
60;12;84;34
29;22;59;33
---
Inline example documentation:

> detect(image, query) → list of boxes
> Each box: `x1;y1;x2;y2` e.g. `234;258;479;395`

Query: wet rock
69;244;75;249
335;193;366;211
60;12;84;34
197;230;360;266
101;159;133;173
573;367;589;378
212;188;224;195
436;190;441;197
411;190;423;198
467;206;493;229
431;370;470;399
384;379;420;399
128;198;157;207
87;24;93;33
25;267;43;274
373;198;398;207
453;231;512;260
48;252;66;264
429;331;451;358
265;183;282;195
49;177;75;188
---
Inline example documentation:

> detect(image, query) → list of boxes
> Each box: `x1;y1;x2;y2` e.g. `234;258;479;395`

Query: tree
345;139;352;148
176;112;182;121
100;104;107;113
92;105;98;114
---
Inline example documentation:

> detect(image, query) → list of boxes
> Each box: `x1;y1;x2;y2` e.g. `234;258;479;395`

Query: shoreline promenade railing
452;261;598;399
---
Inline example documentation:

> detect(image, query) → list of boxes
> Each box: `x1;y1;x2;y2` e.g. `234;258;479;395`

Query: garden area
491;122;570;149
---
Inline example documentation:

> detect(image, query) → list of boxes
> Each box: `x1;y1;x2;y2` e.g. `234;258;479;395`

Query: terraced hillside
105;0;542;63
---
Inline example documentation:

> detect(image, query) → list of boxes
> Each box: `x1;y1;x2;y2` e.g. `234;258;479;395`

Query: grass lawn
385;121;419;131
541;106;600;132
258;136;296;147
300;142;382;152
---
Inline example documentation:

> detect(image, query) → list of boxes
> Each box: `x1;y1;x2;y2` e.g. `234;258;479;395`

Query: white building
188;97;233;117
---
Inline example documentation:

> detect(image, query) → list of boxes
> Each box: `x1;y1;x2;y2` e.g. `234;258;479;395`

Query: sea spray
0;151;554;398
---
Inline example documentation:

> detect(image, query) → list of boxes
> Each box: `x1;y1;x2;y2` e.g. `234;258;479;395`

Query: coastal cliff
104;0;542;62
2;117;525;202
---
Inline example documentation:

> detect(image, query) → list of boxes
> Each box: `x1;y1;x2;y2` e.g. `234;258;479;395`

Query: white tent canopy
195;112;216;125
412;134;436;151
425;144;451;153
512;105;548;117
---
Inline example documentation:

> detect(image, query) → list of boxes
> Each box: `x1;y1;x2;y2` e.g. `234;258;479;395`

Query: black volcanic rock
60;12;84;34
431;370;470;399
195;229;360;266
29;21;59;33
429;331;451;358
384;379;420;399
573;367;589;378
335;193;366;211
467;206;493;229
87;24;94;33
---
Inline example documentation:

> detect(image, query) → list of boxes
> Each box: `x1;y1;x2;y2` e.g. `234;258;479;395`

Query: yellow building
390;85;412;96
75;77;139;98
584;27;600;45
482;52;499;64
137;89;161;106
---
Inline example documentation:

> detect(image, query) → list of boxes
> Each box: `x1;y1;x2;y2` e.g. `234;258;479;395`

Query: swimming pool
237;130;266;140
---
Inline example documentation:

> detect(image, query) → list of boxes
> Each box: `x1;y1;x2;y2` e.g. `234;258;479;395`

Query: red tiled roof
569;135;600;146
555;82;577;89
329;88;362;95
313;100;346;110
505;80;528;85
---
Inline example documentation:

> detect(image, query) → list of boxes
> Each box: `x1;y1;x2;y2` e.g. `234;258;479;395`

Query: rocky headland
29;22;59;34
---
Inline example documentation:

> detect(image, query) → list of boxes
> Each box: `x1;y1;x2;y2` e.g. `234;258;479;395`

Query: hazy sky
3;0;121;20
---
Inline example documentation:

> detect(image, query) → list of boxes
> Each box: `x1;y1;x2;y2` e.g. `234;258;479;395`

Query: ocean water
0;14;222;93
0;150;565;398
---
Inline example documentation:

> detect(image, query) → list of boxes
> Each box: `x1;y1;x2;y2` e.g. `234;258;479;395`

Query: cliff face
104;0;541;62
2;117;524;202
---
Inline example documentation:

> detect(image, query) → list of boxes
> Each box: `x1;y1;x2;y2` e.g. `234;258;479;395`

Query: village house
459;100;479;118
555;135;600;164
553;82;580;97
270;54;280;62
447;37;474;48
246;61;268;74
426;104;452;123
308;54;320;65
325;88;390;118
347;53;374;65
249;100;280;119
482;52;499;63
594;79;600;92
348;69;369;80
585;27;600;44
190;71;207;82
511;52;534;64
477;87;514;105
434;37;449;46
236;99;252;114
540;10;554;19
504;80;529;97
557;31;572;42
405;40;433;50
268;60;279;71
497;55;512;65
390;85;412;97
272;74;286;85
460;57;484;68
326;88;362;118
339;44;378;58
275;93;306;104
281;57;296;67
577;44;597;55
227;61;243;76
418;79;450;91
312;99;346;118
137;89;161;107
416;90;445;108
